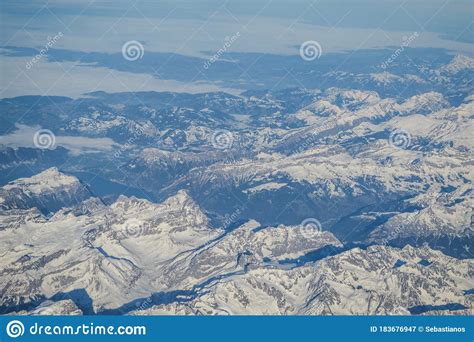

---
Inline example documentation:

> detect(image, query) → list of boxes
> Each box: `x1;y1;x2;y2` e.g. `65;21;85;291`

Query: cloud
0;55;241;99
0;124;118;155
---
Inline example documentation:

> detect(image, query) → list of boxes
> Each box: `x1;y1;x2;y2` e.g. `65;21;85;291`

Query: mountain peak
0;168;91;213
162;189;196;208
3;167;80;194
439;54;474;74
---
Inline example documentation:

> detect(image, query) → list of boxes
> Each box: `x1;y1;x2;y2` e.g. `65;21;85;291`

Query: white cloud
0;56;241;99
0;124;118;155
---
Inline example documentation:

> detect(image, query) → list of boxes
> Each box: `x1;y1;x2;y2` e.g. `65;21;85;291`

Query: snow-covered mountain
5;300;83;316
0;167;92;213
0;172;220;313
0;170;472;316
133;245;473;315
0;170;340;313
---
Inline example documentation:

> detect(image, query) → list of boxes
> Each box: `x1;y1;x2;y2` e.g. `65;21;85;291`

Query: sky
1;0;473;98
